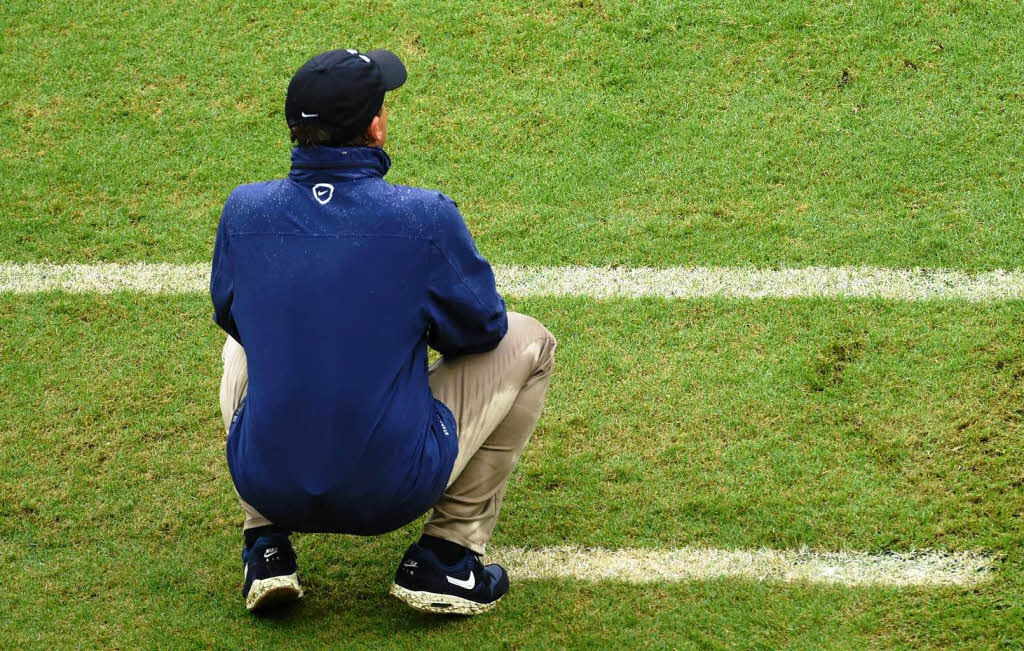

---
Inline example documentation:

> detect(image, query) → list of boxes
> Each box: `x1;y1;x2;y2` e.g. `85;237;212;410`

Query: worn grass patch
1;294;1022;647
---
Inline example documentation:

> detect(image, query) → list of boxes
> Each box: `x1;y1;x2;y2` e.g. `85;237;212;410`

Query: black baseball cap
285;48;407;142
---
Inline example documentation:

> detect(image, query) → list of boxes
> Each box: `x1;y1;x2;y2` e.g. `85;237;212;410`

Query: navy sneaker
389;542;509;615
242;533;303;611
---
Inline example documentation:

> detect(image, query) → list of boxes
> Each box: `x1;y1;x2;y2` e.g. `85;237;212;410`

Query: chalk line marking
2;263;1024;300
0;262;1002;587
488;546;995;587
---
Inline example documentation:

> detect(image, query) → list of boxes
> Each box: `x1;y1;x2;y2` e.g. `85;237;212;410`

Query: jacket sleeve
426;196;508;357
210;204;241;343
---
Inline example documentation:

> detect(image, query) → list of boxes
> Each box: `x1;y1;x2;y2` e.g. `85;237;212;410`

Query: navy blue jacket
210;146;507;534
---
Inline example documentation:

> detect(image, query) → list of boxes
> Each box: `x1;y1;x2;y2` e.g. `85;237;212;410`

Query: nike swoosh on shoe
446;572;475;590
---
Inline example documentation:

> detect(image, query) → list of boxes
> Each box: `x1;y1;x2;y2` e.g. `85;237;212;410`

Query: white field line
2;263;1024;300
0;262;1001;587
488;546;996;587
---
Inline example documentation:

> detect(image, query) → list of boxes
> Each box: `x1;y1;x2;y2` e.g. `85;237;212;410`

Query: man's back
211;145;507;534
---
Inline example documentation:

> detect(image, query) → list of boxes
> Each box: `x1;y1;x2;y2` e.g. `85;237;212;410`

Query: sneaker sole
245;573;303;612
389;583;501;615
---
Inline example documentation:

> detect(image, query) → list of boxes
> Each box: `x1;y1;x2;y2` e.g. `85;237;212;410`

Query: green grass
4;0;1024;646
3;0;1024;268
2;294;1022;647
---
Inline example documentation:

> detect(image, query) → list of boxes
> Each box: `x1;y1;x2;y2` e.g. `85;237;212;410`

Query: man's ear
365;115;385;147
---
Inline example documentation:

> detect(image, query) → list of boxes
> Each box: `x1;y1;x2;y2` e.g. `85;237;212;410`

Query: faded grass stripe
3;263;1024;300
488;546;996;587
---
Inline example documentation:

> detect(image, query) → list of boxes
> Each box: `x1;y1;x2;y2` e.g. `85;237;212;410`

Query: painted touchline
3;263;1024;300
0;262;1002;588
487;546;995;587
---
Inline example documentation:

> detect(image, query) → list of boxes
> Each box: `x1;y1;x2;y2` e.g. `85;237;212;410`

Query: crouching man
210;48;556;615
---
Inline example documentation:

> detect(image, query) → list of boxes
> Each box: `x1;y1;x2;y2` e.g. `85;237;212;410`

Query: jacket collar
288;146;392;184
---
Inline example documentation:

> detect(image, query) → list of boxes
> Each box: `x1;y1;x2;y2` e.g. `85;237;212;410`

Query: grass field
2;0;1024;648
4;0;1024;268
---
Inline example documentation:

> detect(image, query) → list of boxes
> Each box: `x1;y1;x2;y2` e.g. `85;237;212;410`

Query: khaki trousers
220;312;557;554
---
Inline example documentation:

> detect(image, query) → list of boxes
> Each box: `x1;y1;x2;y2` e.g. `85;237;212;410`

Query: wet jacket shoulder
401;185;508;357
210;146;507;357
